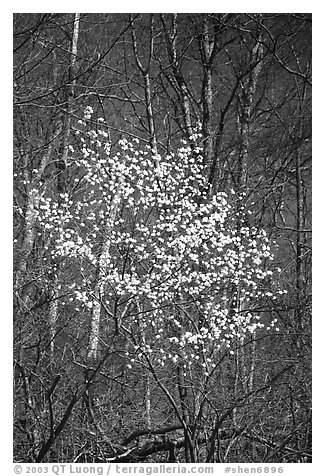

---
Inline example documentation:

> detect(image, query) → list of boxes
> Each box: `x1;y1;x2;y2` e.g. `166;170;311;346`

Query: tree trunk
87;159;122;361
130;14;157;154
50;13;80;357
199;15;218;169
161;14;194;141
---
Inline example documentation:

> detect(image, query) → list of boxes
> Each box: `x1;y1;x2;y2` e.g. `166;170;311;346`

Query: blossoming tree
34;107;286;461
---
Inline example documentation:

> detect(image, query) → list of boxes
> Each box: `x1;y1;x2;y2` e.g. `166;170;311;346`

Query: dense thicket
13;13;311;463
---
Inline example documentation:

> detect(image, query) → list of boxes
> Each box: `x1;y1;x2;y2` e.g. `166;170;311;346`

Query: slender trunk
248;331;257;394
161;14;194;140
201;65;213;166
49;14;80;357
144;74;157;154
87;162;121;361
130;14;157;154
232;32;263;427
295;152;304;325
49;282;58;358
132;297;153;430
87;242;109;361
63;12;80;163
236;34;263;191
232;335;244;428
208;79;240;193
294;81;307;330
176;362;198;462
199;15;218;169
145;374;152;430
57;13;80;192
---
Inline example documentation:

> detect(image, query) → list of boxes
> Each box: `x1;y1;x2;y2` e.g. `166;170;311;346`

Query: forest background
10;6;317;467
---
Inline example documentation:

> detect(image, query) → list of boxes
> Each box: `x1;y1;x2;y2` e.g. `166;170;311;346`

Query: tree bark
161;14;194;141
130;14;157;154
87;152;122;361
